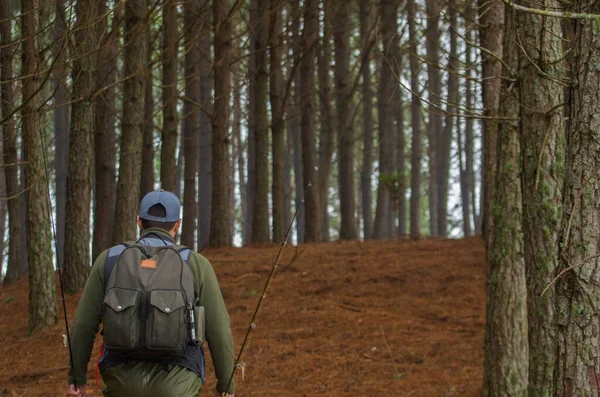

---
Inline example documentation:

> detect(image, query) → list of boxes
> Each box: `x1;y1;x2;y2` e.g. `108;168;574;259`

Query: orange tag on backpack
140;259;157;269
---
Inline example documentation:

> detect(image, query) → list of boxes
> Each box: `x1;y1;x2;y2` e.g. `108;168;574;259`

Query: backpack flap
146;290;187;356
102;288;142;352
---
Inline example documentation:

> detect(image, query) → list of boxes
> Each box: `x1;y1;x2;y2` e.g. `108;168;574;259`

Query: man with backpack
66;190;235;397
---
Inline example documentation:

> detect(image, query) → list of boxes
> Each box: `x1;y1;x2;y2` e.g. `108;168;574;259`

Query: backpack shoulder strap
177;246;192;264
103;243;129;291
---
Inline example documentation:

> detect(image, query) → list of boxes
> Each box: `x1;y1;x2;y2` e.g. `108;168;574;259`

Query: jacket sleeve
195;254;235;395
67;251;107;385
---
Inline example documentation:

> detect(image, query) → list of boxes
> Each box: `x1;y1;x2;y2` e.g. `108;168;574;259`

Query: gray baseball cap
139;190;181;222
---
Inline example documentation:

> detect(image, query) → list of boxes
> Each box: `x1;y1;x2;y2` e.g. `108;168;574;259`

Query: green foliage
3;296;14;303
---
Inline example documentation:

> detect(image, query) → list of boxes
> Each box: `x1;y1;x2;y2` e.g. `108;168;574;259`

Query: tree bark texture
113;0;147;243
140;13;155;199
210;0;231;246
22;0;58;331
63;0;97;293
1;0;23;284
555;2;600;393
483;8;528;396
518;1;565;394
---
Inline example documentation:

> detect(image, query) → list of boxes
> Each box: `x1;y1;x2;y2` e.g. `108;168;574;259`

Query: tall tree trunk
270;0;285;242
359;0;374;239
232;74;243;240
317;0;335;242
479;0;504;247
160;0;178;192
93;1;119;259
458;119;471;236
197;0;212;249
407;0;422;237
181;0;201;249
556;1;600;393
462;1;474;237
483;8;528;395
333;0;356;240
425;0;441;236
140;13;155;199
63;0;97;293
113;0;148;243
252;0;270;243
518;2;565;394
395;78;406;236
22;0;57;331
437;0;457;238
373;0;398;240
53;0;69;265
290;1;304;243
1;0;23;284
210;0;231;247
300;0;321;243
245;0;257;244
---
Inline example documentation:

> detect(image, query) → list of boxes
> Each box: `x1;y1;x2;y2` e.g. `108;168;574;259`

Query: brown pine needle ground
0;237;485;397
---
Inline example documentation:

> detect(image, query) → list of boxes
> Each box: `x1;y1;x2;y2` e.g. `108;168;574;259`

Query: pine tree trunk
244;0;257;244
181;0;201;249
234;74;245;245
483;9;528;395
63;0;97;293
479;0;504;247
270;0;285;243
197;0;212;249
251;0;270;243
437;0;457;238
425;0;441;237
210;0;231;247
462;1;474;237
1;0;23;284
518;2;565;394
373;0;398;240
300;0;321;243
555;2;600;393
113;0;147;243
317;0;335;242
53;0;69;265
333;0;357;240
140;14;155;199
159;0;178;192
22;0;58;331
458;120;471;236
407;0;422;238
93;2;119;259
359;0;374;240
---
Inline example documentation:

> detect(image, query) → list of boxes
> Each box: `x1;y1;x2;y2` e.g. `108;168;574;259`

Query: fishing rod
38;129;78;390
222;170;317;395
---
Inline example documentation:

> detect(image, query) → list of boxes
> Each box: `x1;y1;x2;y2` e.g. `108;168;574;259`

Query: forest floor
0;237;485;397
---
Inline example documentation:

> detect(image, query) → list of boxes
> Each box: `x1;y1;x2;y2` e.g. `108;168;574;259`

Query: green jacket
67;228;235;395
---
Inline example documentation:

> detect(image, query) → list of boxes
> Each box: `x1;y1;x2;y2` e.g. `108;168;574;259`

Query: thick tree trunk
113;0;147;243
518;1;565;394
425;0;441;237
270;0;285;242
53;0;69;265
333;0;356;240
197;0;212;249
300;0;321;243
63;0;97;293
317;0;335;242
210;0;231;247
407;0;422;237
556;2;600;393
22;0;58;331
140;14;155;199
1;0;23;284
251;0;270;243
359;0;374;240
181;0;201;249
437;0;457;238
483;8;528;395
159;0;178;192
479;0;504;247
93;2;119;259
373;0;398;240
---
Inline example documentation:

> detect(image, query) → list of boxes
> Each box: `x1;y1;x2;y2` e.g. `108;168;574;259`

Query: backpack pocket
146;290;186;355
102;287;142;350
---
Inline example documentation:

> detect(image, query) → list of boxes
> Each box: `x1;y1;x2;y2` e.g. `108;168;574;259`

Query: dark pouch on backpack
102;287;142;351
146;290;187;356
